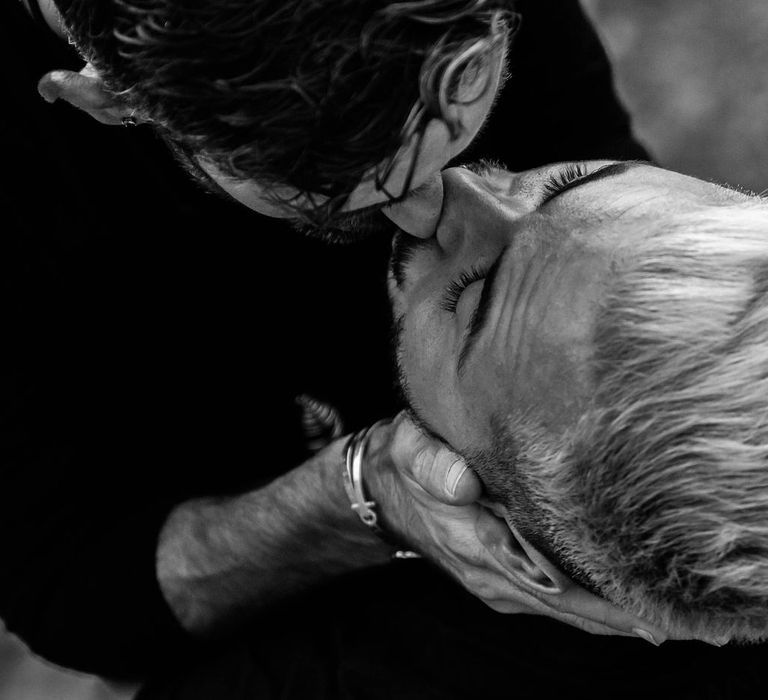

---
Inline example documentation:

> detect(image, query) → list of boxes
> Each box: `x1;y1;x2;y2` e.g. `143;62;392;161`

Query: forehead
462;172;747;437
464;236;618;434
485;162;741;212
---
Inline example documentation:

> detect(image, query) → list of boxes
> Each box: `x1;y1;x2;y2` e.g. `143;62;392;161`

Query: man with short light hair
138;164;768;700
478;207;768;643
389;159;768;648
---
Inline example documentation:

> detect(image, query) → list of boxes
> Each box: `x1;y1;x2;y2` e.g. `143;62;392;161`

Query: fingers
476;508;668;644
391;414;482;505
566;587;667;645
37;66;132;125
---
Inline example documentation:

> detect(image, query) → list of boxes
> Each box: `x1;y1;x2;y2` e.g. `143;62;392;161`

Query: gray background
582;0;768;192
3;1;768;698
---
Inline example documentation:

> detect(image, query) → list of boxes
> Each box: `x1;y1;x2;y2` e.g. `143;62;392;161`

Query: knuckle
412;447;434;480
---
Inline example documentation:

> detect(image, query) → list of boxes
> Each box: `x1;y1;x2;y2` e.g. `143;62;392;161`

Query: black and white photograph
3;0;768;698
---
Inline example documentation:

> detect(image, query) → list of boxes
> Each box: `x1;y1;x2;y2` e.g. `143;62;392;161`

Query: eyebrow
540;160;647;206
457;245;511;376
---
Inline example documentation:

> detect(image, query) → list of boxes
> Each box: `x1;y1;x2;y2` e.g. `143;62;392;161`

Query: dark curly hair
59;0;517;223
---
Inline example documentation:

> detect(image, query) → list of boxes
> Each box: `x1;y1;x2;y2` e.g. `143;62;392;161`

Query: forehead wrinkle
509;246;569;392
522;243;582;346
611;191;674;220
490;216;553;354
489;243;545;403
487;215;598;415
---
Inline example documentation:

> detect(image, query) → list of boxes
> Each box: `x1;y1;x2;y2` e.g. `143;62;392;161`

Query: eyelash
438;162;589;315
543;161;589;198
440;265;488;313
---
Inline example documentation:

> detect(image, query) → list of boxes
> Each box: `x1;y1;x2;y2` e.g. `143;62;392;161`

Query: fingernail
445;460;467;497
633;628;661;647
707;637;728;647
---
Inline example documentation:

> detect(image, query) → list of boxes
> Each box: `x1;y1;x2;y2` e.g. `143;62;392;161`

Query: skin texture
388;161;740;453
27;0;545;638
157;412;494;636
23;0;688;642
386;160;746;644
33;0;508;232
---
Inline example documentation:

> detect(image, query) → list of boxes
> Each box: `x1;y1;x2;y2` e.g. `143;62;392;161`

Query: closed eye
540;161;648;206
439;266;488;312
542;162;589;201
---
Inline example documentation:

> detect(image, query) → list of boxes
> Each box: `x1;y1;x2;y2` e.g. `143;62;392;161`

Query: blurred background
3;1;768;698
582;0;768;192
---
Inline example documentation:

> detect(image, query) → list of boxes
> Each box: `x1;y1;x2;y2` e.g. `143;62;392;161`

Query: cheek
457;359;512;448
402;304;447;400
402;310;495;449
400;302;463;433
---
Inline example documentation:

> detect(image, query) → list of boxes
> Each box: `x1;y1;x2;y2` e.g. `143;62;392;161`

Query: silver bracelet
342;424;422;560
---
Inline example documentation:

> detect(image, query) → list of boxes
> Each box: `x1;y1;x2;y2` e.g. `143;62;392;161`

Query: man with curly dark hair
2;0;659;696
38;0;515;230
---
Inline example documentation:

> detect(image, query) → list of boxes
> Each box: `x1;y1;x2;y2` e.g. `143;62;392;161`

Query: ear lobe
37;64;133;126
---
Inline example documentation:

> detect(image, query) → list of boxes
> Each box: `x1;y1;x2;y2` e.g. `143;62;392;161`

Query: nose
382;174;445;238
432;167;526;256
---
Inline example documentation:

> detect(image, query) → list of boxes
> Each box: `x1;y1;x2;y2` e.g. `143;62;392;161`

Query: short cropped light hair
473;200;768;642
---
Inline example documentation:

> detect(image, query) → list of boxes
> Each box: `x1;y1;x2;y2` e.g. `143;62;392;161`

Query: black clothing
3;0;400;677
141;568;768;700
5;0;764;697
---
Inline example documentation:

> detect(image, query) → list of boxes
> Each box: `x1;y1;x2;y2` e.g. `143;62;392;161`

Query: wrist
316;433;394;566
353;421;415;552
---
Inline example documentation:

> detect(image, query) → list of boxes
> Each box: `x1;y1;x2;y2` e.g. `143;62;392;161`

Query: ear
37;63;135;126
478;504;566;596
479;508;667;640
507;523;571;595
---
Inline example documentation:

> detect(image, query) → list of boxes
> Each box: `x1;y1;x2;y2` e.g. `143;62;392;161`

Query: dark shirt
2;0;402;678
7;1;763;698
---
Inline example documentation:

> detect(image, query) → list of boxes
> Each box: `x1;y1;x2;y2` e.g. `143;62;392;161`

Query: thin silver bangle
342;424;421;560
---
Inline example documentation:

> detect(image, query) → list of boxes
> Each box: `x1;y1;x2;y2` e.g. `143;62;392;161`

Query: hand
364;413;669;643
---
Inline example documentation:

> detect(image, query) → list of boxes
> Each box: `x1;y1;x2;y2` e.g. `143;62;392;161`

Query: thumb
393;419;481;505
415;447;480;506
